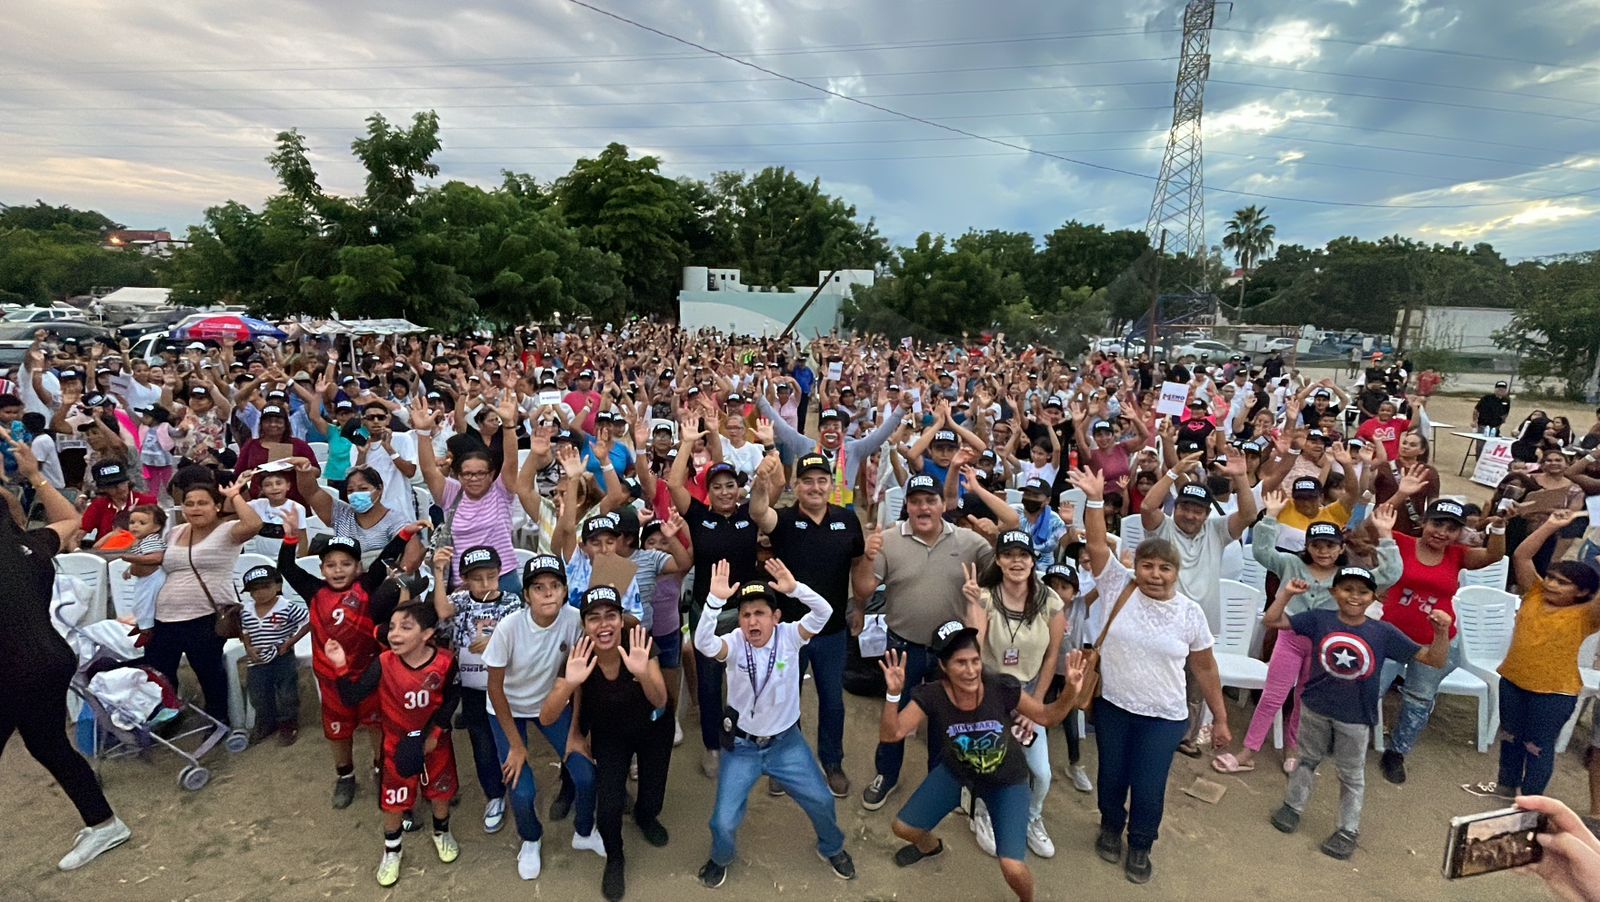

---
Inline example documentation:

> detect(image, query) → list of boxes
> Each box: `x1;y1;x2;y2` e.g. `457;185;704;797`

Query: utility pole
779;268;839;341
1147;230;1167;352
1145;0;1218;269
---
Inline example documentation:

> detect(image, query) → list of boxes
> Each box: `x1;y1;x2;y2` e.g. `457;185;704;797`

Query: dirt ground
6;392;1596;902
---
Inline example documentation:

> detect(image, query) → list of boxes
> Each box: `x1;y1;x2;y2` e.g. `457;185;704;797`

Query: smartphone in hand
1443;806;1546;879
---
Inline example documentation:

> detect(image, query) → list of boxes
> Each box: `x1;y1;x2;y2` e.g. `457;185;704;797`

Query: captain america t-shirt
1290;608;1420;726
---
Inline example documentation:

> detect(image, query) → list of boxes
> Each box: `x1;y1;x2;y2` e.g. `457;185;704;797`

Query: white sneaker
517;839;543;880
376;849;402;887
433;830;460;863
971;806;997;857
674;718;684;747
58;817;131;871
572;828;607;859
1026;817;1056;858
1069;764;1094;793
484;796;507;834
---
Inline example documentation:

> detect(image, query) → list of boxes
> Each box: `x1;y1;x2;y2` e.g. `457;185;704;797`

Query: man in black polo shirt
750;452;865;798
1472;381;1512;436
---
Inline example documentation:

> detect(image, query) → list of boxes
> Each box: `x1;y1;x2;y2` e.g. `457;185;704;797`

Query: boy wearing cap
694;558;856;888
432;544;526;836
239;564;311;746
1262;569;1451;859
1011;477;1069;570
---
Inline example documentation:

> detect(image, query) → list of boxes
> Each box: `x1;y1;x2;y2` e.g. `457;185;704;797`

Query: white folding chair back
1437;585;1518;752
1556;631;1600;752
55;552;110;621
1059;488;1086;526
880;486;905;528
1210;578;1280;748
106;558;137;620
413;485;435;522
1236;548;1267;596
514;548;537;571
1005;488;1022;507
232;552;275;596
307;442;331;466
1458;557;1509;591
1119;514;1145;551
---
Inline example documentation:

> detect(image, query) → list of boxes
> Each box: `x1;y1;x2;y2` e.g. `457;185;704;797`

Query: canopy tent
172;314;288;342
97;287;172;309
287;318;425;336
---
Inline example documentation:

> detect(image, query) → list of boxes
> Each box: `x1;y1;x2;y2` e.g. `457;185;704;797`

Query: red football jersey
377;647;455;736
309;585;380;681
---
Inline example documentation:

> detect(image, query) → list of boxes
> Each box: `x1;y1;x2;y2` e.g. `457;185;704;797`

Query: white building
677;267;876;337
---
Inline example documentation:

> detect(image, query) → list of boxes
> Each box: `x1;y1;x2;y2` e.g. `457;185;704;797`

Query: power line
1208;78;1600;125
1216;26;1600;75
0;56;1179;94
1220;60;1599;109
0;27;1179;78
560;0;1600;210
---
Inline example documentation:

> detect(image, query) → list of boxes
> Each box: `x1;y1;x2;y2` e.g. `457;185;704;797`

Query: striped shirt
439;477;519;581
241;598;310;665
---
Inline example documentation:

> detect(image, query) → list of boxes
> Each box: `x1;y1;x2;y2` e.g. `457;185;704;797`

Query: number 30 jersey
377;647;456;737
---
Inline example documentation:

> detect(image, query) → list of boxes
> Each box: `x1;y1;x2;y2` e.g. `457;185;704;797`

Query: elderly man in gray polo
850;473;995;811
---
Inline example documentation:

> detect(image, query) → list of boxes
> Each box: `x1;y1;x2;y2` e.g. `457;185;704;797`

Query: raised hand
762;557;798;595
279;503;300;531
1262;489;1289;518
960;561;983;610
863;524;884;562
1066;467;1105;501
1427;608;1453;632
878;647;907;695
563;637;597;685
708;559;739;601
965;515;999;543
409;396;436;432
1397;464;1429;496
1369;504;1397;536
1282;577;1310;597
1547;508;1583;530
432;545;453;573
621;625;653;675
1061;648;1088;699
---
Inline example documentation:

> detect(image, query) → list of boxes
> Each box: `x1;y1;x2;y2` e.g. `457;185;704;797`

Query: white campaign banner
1470;437;1515;488
1156;381;1189;416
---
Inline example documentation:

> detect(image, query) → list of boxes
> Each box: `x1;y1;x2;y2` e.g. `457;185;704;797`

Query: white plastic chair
106;558;138;620
227;631;316;730
55;552;110;620
1118;514;1145;551
1211;578;1281;748
413;485;435;522
1556;632;1600;752
1236;547;1267;597
1058;488;1086;527
879;486;905;528
514;548;537;571
1378;586;1516;753
1458;557;1509;591
1005;488;1022;507
307;441;330;466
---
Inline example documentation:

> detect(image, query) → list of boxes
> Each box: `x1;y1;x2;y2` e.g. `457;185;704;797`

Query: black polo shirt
685;497;760;610
1474;394;1511;430
766;503;864;635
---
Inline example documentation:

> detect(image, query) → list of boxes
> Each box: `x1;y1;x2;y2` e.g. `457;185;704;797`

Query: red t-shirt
1356;416;1410;461
81;491;156;545
1381;532;1464;643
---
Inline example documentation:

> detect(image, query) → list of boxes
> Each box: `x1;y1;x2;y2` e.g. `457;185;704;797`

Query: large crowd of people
3;322;1599;900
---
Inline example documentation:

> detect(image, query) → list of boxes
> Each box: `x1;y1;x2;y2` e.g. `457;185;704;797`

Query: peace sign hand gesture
960;561;983;611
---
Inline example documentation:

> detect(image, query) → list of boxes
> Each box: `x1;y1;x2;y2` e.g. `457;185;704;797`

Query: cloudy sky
3;0;1597;260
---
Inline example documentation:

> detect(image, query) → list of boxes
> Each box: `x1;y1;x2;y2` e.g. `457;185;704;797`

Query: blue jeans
799;629;847;768
708;723;845;866
896;764;1031;861
488;707;596;842
695;649;726;751
245;652;299;732
1379;643;1462;756
873;635;936;786
1094;698;1187;852
457;687;506;802
1496;678;1578;795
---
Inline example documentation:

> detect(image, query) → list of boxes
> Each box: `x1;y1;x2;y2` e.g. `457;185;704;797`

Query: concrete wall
1405;306;1519;355
678;290;843;337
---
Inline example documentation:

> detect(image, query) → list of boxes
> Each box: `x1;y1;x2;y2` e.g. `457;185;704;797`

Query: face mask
1022;499;1044;514
348;491;375;514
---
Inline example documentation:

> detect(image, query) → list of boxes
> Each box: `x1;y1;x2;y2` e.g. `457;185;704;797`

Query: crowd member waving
413;393;525;594
1069;467;1231;884
879;621;1088;902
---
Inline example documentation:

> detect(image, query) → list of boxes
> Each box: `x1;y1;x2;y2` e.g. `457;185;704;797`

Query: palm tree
1222;205;1277;318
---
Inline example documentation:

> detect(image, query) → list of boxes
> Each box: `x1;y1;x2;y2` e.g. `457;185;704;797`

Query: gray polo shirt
874;520;994;645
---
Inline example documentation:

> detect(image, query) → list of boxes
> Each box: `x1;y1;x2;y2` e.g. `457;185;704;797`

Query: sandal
1460;781;1516;798
1211;752;1255;774
1282;756;1299;775
1177;740;1201;759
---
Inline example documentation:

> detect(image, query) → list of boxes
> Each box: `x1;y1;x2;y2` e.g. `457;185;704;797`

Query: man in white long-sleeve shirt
691;558;857;890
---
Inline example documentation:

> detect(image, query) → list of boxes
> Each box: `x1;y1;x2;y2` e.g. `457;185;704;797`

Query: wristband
884;693;902;704
1289;449;1302;456
1163;469;1178;482
601;463;614;470
1085;499;1105;510
282;535;300;545
1486;525;1506;536
398;527;418;541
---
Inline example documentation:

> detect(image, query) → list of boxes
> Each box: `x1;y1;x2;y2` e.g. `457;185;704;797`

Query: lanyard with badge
996;590;1025;667
743;639;779;710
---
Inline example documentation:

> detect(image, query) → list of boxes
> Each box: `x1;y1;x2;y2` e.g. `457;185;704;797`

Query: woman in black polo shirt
879;620;1086;902
667;422;760;780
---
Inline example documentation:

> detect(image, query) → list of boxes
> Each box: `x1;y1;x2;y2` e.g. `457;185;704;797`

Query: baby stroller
53;583;248;791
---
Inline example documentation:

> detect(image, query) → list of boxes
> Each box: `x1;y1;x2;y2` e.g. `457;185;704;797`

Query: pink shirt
440;477;519;581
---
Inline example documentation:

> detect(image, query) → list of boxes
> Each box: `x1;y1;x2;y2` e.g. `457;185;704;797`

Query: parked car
1173;339;1235;359
116;306;201;343
0;320;114;353
3;305;86;324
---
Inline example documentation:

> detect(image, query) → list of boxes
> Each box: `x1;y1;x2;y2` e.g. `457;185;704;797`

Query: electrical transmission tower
1146;0;1218;266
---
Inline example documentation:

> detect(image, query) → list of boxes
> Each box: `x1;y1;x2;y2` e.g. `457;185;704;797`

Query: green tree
842;232;1027;341
1030;221;1150;308
1496;253;1600;397
703;168;889;290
